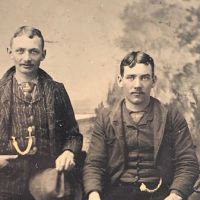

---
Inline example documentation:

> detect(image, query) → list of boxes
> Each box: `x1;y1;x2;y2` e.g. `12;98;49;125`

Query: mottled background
0;0;200;158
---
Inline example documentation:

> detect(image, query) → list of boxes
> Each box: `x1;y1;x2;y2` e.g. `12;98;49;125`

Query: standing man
83;51;199;200
0;26;83;200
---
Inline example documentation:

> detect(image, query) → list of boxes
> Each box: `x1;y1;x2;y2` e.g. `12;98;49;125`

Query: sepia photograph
0;0;200;200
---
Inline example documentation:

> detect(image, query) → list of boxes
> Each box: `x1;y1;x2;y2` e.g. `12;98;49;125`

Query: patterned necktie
20;82;36;101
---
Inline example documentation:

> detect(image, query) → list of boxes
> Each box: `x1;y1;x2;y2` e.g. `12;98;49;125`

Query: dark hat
29;168;82;200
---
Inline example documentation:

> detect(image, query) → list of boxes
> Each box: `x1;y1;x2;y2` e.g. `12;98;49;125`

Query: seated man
83;51;199;200
0;26;83;200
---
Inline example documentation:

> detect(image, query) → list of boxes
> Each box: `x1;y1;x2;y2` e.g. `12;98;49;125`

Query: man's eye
16;49;24;54
30;50;40;55
141;76;151;80
127;76;135;80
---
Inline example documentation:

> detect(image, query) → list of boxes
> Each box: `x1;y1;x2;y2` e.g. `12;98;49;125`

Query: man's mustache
130;91;145;94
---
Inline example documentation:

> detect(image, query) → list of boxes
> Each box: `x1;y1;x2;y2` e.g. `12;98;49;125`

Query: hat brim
29;168;82;200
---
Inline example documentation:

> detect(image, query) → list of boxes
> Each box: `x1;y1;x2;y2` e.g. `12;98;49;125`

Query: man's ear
41;49;46;61
152;75;157;87
7;47;13;59
117;75;123;88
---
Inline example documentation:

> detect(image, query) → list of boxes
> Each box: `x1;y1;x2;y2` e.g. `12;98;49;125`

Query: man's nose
23;51;31;61
133;77;142;88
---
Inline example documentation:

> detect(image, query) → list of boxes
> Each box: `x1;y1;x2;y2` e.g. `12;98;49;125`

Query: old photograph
0;0;199;200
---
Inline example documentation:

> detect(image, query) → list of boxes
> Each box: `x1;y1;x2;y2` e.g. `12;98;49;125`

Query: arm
169;107;199;198
83;110;108;197
55;83;83;171
56;83;83;154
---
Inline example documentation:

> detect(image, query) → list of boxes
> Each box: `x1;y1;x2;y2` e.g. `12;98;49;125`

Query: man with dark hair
83;51;199;200
0;26;83;200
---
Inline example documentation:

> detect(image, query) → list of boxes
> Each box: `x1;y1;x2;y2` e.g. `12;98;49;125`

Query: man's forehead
123;63;152;75
11;34;43;48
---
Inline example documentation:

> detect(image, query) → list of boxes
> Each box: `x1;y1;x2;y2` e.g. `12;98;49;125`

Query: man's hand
88;191;101;200
164;193;182;200
55;150;75;171
0;155;18;169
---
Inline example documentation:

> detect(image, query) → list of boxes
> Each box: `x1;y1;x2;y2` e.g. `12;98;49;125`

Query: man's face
8;35;46;76
118;63;156;107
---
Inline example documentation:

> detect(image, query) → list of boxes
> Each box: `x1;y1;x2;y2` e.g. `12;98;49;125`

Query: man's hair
120;51;155;77
10;26;45;49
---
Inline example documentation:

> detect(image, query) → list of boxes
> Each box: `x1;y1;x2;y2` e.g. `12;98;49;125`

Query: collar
0;66;53;104
0;66;53;85
110;97;154;126
14;73;39;85
122;98;154;126
12;77;42;103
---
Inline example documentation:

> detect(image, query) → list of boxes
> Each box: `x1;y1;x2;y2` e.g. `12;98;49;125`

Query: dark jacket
83;97;199;198
0;67;83;195
0;66;83;157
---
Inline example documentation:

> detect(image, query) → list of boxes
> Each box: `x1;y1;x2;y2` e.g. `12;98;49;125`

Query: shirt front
120;99;160;183
9;77;50;156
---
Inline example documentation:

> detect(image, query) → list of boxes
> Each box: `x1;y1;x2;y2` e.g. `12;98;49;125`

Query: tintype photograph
0;0;199;200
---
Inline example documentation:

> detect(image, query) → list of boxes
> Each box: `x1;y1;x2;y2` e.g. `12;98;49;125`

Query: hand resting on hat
55;150;75;171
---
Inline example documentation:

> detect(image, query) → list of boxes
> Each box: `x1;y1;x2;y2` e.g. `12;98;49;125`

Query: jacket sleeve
169;107;199;197
83;110;108;196
56;83;83;154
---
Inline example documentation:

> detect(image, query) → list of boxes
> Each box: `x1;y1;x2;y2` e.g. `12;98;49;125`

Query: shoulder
166;103;185;120
151;97;187;129
95;104;117;128
40;74;65;92
0;67;14;89
166;103;188;130
151;96;165;108
38;68;64;87
44;79;64;88
0;78;7;89
151;97;182;117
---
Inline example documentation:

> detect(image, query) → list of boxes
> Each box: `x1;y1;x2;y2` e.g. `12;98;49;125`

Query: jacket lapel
0;76;13;126
152;98;168;163
110;99;126;157
40;78;56;157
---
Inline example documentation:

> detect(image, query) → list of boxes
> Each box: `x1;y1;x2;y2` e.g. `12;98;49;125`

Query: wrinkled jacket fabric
83;98;199;198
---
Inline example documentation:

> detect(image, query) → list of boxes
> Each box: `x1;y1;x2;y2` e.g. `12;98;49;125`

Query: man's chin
129;97;144;105
21;68;35;73
19;66;39;73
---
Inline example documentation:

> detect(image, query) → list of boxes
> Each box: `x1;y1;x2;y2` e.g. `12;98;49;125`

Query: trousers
102;182;170;200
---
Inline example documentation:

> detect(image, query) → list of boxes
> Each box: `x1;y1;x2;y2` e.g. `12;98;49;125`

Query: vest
120;100;160;183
